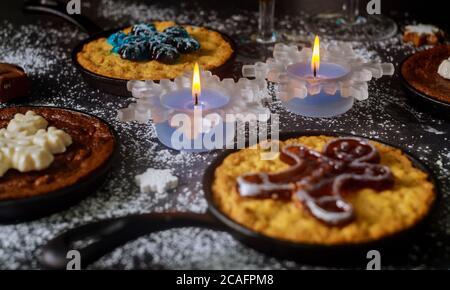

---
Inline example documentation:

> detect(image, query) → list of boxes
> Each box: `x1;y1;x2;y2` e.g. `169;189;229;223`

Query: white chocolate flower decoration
0;111;72;177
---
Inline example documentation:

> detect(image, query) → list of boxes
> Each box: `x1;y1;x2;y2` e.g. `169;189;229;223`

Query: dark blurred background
1;0;448;32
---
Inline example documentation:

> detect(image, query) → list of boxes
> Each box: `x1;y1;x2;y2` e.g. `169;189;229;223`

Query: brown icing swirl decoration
237;138;394;226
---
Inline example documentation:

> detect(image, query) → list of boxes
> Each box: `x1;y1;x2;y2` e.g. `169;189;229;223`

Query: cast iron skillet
40;131;440;269
399;54;450;118
23;0;238;96
0;106;119;224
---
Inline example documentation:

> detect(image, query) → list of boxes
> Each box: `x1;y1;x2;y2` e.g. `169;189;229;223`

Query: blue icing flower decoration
107;31;126;47
122;35;142;45
119;40;150;61
163;26;189;38
170;37;200;53
148;32;170;45
107;23;200;64
130;23;157;37
149;43;180;63
111;46;121;53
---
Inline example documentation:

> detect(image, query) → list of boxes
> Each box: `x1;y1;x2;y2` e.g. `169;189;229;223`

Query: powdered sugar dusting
0;21;82;76
0;1;449;269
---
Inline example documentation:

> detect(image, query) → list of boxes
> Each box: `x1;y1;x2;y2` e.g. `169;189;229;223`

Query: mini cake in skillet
402;24;445;47
402;45;450;104
212;136;435;245
76;21;234;80
0;107;115;200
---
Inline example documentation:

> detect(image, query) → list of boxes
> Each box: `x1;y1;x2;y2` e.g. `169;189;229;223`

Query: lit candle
312;35;320;78
192;62;201;106
192;63;204;142
283;35;353;118
159;66;229;112
155;63;232;152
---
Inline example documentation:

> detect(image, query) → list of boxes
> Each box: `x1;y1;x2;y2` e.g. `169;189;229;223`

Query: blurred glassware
256;0;277;43
306;0;397;41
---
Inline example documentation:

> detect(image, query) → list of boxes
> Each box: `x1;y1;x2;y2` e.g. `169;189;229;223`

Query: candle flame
192;62;201;105
311;35;320;77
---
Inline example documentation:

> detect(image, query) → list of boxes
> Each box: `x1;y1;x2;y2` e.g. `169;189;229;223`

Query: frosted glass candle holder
242;42;395;118
120;71;271;152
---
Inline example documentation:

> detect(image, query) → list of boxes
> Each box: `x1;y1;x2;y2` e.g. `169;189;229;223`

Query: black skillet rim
399;50;450;111
0;106;120;215
203;130;441;252
71;24;238;86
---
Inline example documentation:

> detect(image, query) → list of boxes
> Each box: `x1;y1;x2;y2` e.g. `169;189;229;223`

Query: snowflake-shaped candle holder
119;70;271;152
242;42;395;118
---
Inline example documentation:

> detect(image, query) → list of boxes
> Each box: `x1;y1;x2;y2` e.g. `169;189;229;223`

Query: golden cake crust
76;21;234;80
212;136;435;245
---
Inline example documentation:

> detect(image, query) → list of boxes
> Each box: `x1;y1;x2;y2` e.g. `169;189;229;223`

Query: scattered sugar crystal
380;63;395;76
135;168;179;194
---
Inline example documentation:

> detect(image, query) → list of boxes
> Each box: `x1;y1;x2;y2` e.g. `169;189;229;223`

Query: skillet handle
40;212;223;269
23;0;103;36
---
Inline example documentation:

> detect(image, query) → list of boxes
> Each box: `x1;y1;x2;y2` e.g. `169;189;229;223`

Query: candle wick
313;64;317;78
194;93;199;106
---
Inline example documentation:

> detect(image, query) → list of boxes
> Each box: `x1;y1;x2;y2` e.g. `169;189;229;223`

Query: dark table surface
0;0;449;269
